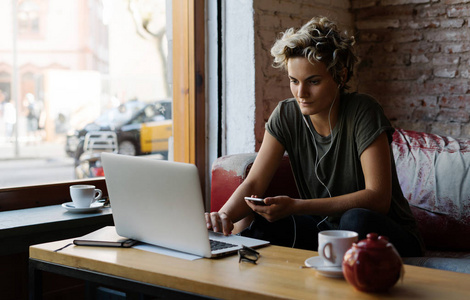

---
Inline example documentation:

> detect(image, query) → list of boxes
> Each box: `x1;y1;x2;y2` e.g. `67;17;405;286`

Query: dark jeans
240;208;423;257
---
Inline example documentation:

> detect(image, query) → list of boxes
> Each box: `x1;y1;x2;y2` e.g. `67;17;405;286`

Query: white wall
207;0;219;168
222;0;256;155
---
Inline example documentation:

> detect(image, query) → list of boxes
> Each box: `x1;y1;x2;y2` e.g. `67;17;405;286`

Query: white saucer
62;201;104;213
304;256;344;278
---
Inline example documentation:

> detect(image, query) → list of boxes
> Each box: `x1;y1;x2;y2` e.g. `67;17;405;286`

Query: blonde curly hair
271;16;357;90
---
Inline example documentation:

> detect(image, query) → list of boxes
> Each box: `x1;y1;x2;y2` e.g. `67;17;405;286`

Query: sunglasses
238;245;260;264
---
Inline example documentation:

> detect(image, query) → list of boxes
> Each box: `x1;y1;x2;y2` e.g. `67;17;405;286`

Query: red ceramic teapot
342;233;403;293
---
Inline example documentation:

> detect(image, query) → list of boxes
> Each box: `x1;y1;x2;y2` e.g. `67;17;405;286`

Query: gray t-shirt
266;93;422;247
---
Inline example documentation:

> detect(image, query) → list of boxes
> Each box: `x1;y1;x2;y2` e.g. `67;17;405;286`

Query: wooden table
30;238;470;299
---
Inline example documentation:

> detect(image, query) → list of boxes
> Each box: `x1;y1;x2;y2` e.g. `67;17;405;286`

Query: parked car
66;99;172;167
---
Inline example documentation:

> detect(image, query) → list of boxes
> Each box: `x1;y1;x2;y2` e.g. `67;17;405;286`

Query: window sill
0;204;113;256
0;178;107;211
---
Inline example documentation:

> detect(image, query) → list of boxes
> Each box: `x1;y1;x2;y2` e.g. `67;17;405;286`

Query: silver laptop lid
101;152;212;257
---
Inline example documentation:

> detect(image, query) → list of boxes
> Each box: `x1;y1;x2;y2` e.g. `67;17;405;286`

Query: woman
206;16;424;257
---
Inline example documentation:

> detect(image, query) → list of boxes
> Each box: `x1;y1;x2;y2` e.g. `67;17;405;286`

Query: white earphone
293;83;341;245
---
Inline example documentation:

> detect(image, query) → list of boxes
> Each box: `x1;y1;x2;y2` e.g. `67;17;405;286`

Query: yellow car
68;99;172;162
119;100;172;158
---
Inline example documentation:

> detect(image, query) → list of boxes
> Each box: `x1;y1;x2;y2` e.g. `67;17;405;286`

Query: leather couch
210;129;470;274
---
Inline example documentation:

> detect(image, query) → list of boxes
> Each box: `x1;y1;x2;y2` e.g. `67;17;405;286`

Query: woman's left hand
245;195;298;222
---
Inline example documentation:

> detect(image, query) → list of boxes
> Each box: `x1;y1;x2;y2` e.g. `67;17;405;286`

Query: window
18;0;41;36
0;0;206;211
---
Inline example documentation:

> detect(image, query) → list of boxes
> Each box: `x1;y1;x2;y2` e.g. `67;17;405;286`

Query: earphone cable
301;87;340;233
291;215;297;248
303;87;338;198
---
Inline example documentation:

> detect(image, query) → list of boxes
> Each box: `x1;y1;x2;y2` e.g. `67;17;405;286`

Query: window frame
172;0;206;189
0;0;206;212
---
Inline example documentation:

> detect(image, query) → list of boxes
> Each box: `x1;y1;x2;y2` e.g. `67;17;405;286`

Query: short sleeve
352;95;394;156
265;101;288;147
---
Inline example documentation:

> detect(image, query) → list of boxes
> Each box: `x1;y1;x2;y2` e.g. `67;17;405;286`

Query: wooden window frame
172;0;206;195
0;0;206;212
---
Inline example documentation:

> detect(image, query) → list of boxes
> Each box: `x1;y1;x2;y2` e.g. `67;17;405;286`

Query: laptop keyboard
210;239;237;251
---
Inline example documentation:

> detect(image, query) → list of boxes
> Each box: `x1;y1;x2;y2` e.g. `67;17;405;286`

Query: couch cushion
392;129;470;250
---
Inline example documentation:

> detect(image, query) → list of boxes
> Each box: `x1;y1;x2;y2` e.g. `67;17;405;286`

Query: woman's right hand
205;211;234;236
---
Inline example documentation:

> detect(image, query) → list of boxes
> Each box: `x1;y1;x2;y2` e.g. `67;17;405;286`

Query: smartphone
244;197;267;205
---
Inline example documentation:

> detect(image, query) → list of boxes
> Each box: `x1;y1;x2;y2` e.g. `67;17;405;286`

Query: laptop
101;152;269;258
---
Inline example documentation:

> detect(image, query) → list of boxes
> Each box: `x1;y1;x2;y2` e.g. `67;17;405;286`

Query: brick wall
352;0;470;138
252;0;470;149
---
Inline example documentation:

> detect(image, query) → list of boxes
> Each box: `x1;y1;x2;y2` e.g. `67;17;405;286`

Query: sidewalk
0;138;67;161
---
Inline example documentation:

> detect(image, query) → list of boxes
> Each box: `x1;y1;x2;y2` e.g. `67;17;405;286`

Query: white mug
318;230;358;267
70;185;102;208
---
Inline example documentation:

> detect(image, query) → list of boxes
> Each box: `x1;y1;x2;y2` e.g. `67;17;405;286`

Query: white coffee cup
70;185;102;208
318;230;358;267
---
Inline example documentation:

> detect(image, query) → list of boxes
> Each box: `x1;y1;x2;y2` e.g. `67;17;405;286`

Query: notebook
73;226;138;248
101;152;269;258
